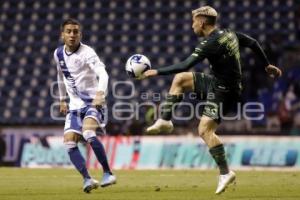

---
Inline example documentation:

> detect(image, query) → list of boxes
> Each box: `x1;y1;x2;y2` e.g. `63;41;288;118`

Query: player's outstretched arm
265;64;282;78
141;55;200;80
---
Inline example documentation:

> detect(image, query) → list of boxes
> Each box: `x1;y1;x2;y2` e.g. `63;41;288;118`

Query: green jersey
157;29;270;88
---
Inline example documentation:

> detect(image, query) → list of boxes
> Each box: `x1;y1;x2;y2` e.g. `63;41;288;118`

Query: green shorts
192;72;242;123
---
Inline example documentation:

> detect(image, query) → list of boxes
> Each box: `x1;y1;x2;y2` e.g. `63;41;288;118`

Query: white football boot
83;178;99;193
100;173;117;187
146;119;174;134
215;171;236;194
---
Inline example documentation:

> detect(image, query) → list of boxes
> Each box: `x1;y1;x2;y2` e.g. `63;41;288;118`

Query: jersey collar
64;43;81;56
209;28;220;37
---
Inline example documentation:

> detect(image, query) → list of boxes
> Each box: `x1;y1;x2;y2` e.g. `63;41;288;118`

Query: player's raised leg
198;115;236;194
82;117;116;187
147;72;194;134
64;132;99;193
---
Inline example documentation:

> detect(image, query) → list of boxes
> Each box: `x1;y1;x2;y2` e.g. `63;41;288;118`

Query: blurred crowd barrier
1;128;299;169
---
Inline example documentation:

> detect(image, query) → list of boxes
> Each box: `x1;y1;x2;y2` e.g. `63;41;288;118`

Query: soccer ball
125;54;151;79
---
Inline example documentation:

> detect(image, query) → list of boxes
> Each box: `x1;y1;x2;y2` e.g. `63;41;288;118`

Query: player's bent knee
173;73;185;85
173;72;193;88
82;130;96;142
64;132;78;142
64;140;77;151
180;72;193;78
83;117;99;131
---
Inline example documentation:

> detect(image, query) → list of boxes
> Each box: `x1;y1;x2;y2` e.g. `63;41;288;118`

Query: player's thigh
202;82;240;123
64;132;81;143
173;72;194;91
82;106;107;132
82;117;99;132
222;89;242;116
198;115;218;136
64;111;83;134
202;86;228;123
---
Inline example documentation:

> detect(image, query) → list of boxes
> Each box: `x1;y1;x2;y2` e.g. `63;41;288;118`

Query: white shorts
64;105;107;135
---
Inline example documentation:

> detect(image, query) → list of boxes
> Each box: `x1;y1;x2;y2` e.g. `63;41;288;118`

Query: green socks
161;94;183;120
209;144;229;175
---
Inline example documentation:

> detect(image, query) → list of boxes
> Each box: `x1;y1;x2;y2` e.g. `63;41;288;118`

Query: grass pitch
0;168;299;200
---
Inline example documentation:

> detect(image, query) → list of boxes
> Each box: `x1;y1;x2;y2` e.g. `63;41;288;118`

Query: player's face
61;24;82;51
192;15;204;36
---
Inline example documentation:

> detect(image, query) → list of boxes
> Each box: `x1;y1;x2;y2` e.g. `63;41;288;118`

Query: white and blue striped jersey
54;43;109;110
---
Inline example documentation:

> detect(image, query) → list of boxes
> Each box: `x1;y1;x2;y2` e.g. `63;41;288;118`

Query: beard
194;26;204;37
196;30;204;37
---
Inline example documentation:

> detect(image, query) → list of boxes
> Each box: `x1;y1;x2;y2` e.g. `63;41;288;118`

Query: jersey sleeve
156;55;199;75
54;49;67;101
157;42;210;75
236;32;270;67
191;40;213;60
86;49;109;94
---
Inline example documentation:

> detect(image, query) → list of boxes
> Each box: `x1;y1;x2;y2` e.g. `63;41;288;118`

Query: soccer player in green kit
142;6;282;194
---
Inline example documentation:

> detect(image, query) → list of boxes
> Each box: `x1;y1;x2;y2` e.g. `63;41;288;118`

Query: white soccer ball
125;54;151;79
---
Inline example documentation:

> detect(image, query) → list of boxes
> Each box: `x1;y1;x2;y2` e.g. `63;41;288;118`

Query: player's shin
160;94;183;120
209;143;229;175
83;130;112;174
65;141;91;179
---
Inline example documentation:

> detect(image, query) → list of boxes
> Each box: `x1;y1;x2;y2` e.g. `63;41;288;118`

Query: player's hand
92;91;105;109
265;65;282;78
59;100;68;115
140;69;158;79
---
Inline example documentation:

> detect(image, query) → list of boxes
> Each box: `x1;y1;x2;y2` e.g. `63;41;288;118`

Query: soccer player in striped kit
54;19;116;193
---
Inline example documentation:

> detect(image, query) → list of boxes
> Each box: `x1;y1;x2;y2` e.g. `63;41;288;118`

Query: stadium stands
0;0;299;134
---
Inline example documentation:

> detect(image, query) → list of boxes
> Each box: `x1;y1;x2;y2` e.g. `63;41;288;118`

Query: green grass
0;168;299;200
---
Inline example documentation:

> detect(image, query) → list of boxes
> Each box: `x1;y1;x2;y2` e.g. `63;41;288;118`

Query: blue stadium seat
0;0;298;127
